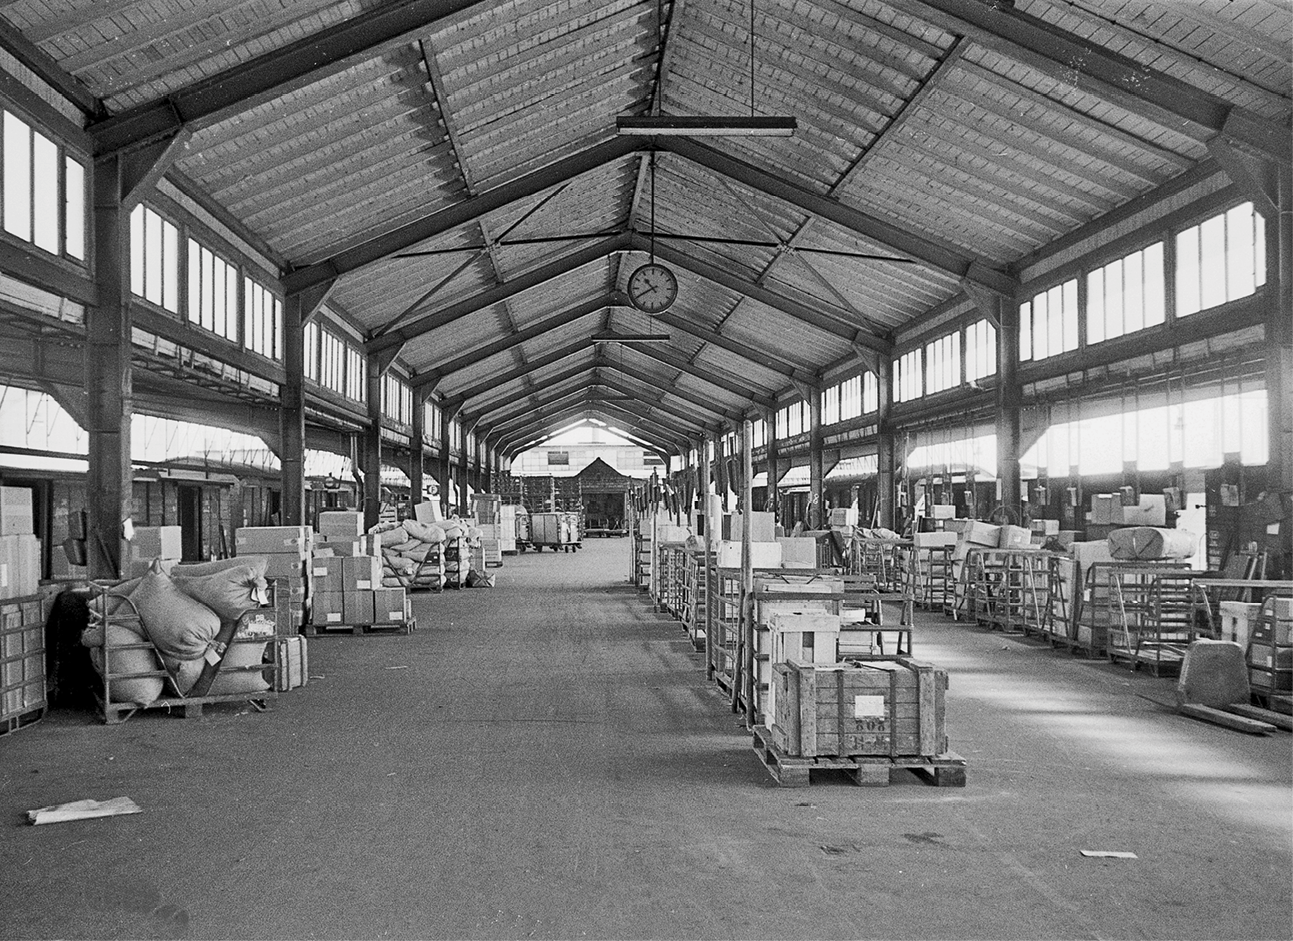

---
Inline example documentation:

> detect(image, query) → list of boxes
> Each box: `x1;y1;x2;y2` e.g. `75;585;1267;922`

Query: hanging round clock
627;262;678;314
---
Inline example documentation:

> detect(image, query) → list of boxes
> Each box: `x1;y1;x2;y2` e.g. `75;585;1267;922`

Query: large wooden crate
1;593;48;733
772;658;948;759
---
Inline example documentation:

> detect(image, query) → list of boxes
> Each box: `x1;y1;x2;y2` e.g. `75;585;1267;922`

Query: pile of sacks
83;557;272;706
369;516;488;589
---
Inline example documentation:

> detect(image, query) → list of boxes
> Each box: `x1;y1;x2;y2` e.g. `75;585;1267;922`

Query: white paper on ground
1080;850;1137;859
27;797;142;825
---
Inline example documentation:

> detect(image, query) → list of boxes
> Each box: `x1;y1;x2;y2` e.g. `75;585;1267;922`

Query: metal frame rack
1246;594;1291;709
900;545;954;626
1106;566;1199;676
683;548;708;651
850;538;906;594
1063;560;1183;657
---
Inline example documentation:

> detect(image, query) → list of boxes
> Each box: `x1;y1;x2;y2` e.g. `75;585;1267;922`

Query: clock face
628;262;678;314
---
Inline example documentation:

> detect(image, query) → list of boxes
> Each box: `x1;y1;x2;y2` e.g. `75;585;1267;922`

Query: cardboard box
1031;519;1060;535
238;526;312;559
929;504;956;520
313;535;379;557
131;525;182;561
828;507;858;527
414;502;444;524
343;590;375;625
717;540;782;569
0;487;34;536
729;511;776;543
998;525;1032;549
1112;494;1167;527
913;531;957;548
372;588;408;623
342;555;382;591
1090;494;1118;525
311;591;345;626
961;521;1001;547
776;537;818;569
263;554;306;579
1219;601;1263;649
275;636;308;691
769;612;841;665
310;556;346;592
0;535;40;601
317;511;363;539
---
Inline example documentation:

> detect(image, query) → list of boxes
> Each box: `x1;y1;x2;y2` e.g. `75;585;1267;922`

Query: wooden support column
86;155;133;578
764;408;779;520
995;296;1023;517
875;357;895;530
700;434;715;681
410;394;425;507
363;360;384;532
458;426;470;516
280;282;331;527
809;388;824;529
1272;167;1293;574
739;417;754;726
438;404;455;517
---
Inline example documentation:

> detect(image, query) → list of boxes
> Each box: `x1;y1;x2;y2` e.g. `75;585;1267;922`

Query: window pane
1143;242;1165;327
1062;281;1078;352
201;248;214;330
1175;226;1200;317
1124;251;1143;334
1226;203;1255;300
163;221;178;313
226;265;239;341
132;205;146;298
3;112;32;241
1086;270;1105;344
1199;214;1226;310
1104;258;1123;339
187;240;201;323
64;157;85;260
31;131;58;252
144;209;162;304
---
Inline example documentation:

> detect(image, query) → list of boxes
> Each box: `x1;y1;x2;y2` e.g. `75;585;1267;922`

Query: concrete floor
1;538;1290;941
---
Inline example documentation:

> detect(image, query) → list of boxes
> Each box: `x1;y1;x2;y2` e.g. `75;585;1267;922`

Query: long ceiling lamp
617;0;795;138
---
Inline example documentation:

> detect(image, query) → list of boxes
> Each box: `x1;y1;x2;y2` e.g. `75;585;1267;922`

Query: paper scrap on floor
27;797;142;825
1080;850;1137;859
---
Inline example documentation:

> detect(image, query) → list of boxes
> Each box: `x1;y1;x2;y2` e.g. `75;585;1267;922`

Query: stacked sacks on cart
371;519;448;590
81;557;273;705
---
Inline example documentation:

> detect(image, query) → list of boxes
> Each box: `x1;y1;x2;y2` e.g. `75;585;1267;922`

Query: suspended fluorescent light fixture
619;0;794;138
616;116;796;137
592;332;672;342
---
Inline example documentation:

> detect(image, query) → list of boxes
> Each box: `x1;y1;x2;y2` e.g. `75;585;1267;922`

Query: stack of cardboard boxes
0;487;39;602
127;525;182;576
236;525;312;636
311;511;410;629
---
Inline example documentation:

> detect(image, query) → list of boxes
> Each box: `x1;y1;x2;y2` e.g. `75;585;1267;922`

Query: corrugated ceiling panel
1017;0;1291;120
722;299;849;365
331;248;494;333
16;0;370;109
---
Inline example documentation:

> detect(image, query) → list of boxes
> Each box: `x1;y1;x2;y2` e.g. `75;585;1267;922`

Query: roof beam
463;366;603;425
491;388;702;451
903;0;1291;165
601;337;777;409
595;375;722;432
368;235;629;356
627;234;893;354
597;364;740;424
284;136;639;294
651;311;816;384
656;137;1018;296
497;403;687;456
87;0;489;156
412;293;624;391
445;339;596;409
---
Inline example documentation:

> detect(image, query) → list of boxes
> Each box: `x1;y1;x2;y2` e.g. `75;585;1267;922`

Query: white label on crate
388;611;403;621
327;613;342;623
357;580;372;589
0;563;7;588
1266;655;1274;668
854;695;886;718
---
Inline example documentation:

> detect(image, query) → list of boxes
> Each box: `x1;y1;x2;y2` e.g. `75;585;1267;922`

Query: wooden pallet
1108;646;1185;677
1;705;45;736
303;619;414;637
97;692;273;725
1252;689;1293;716
751;726;966;788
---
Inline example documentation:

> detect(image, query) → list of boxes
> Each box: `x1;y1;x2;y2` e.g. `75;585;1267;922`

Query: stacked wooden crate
1;593;49;734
